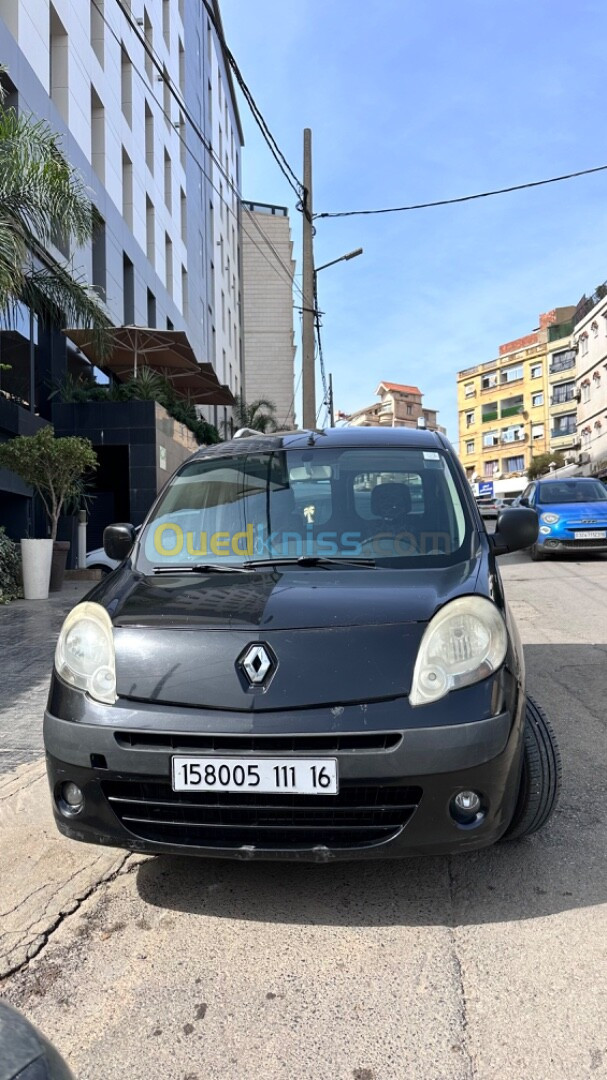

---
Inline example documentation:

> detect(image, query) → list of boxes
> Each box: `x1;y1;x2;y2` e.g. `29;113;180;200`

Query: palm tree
0;68;111;353
232;394;278;434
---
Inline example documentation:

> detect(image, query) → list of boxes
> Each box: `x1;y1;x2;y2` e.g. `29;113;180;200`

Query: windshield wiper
152;563;253;575
243;555;377;569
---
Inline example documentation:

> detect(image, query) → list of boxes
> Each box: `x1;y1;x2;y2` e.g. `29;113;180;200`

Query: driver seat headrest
370;482;411;519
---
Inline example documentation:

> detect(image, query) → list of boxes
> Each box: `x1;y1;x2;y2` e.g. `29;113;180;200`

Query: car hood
542;503;607;523
108;556;483;711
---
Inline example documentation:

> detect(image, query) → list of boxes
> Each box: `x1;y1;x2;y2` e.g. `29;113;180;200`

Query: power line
200;0;304;202
315;163;607;219
113;0;237;200
243;207;305;301
95;1;299;299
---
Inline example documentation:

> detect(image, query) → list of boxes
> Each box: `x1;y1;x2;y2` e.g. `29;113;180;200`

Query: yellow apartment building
457;308;575;493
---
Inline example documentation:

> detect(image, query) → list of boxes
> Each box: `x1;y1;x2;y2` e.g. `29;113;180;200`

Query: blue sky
221;0;607;438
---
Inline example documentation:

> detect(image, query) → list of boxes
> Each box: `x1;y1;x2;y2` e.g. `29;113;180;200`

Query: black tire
503;696;562;840
530;543;546;561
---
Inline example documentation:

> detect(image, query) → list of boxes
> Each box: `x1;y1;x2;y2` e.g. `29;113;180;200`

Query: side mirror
490;508;538;555
103;522;136;562
519;496;530;507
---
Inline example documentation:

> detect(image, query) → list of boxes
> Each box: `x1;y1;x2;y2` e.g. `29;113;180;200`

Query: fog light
450;789;483;826
59;781;84;815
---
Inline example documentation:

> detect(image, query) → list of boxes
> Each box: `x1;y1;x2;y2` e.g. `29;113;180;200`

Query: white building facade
241;202;296;429
0;0;242;415
573;293;607;478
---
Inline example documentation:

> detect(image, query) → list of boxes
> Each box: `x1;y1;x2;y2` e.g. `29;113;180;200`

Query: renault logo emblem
239;643;276;686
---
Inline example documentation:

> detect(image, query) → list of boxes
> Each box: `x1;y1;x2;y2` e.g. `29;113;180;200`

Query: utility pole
302;128;316;429
328;373;335;427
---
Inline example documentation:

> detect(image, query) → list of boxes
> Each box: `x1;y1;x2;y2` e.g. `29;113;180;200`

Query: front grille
553;537;607;550
101;778;421;850
115;731;402;754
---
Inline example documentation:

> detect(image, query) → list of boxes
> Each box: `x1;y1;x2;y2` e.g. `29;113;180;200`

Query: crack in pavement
447;855;475;1080
0;853;137;982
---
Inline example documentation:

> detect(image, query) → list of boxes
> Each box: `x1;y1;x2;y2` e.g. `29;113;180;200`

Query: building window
180;189;187;243
530;363;542;378
123;254;134;324
504;456;524;474
207;20;212;65
579;333;589;357
532;423;545;441
465;410;474;426
219;182;224;221
406;404;412;415
121;46;132;125
531;392;544;407
145;196;155;265
221;290;225;332
162;0;171;49
178;40;185;96
165;233;173;297
464;382;475;398
145;102;154;173
501;424;524;443
90;0;104;66
581;428;591;448
551;380;575;405
483;430;499;447
552;414;576;437
164;149;172;211
143;9;153;81
593;371;601;388
147;288;156;328
465;440;474;454
481;402;498;423
581;380;591;403
481;371;498;390
49;5;69;123
549;348;576;374
162;65;171;126
90;87;105;183
591;320;599;338
500;364;523;384
91;213;106;300
484;460;498;477
500;395;524;418
121;148;133;228
179;112;186;168
181;267;188;319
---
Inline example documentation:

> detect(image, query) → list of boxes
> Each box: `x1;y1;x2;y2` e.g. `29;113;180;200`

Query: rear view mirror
490;508;538;555
103;522;136;562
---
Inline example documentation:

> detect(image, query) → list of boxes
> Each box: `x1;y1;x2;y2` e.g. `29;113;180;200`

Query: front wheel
503;696;562;840
530;542;546;561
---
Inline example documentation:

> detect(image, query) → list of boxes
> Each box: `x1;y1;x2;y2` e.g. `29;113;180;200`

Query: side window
526;484;536;505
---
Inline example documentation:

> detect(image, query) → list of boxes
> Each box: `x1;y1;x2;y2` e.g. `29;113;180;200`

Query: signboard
478;481;494;498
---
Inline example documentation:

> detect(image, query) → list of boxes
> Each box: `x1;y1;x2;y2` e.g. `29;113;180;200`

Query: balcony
549;355;576;376
550;391;576;406
501;432;527;443
550;427;577;448
501;404;524;418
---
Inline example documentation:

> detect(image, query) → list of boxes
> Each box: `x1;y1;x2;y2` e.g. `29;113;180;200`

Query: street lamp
315;248;363;275
313;248;363;427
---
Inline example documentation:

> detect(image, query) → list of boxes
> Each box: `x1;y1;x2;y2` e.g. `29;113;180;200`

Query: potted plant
0;426;97;598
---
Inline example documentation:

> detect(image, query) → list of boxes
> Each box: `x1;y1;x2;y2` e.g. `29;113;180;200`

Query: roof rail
233;427;262;438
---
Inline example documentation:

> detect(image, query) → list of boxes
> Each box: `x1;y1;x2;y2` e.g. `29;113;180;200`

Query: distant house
345;382;446;433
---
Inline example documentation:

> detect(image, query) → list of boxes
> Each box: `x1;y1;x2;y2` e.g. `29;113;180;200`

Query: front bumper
44;677;525;861
539;534;607;554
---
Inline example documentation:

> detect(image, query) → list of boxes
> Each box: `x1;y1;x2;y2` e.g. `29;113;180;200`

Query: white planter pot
20;539;54;600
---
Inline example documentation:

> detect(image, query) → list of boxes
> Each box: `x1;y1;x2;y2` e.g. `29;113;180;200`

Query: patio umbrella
64;326;234;405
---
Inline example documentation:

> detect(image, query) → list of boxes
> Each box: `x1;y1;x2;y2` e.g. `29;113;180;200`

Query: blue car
520;477;607;559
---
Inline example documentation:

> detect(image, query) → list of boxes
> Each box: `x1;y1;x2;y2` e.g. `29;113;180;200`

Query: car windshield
136;446;473;571
538;480;607;505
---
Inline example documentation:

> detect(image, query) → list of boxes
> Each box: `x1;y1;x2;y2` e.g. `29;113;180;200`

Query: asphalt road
2;553;607;1080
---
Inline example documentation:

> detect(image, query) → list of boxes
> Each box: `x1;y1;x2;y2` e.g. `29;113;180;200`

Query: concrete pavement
0;556;606;1079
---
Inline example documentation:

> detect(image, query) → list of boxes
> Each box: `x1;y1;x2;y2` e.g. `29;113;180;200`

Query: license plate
574;530;606;540
172;756;339;795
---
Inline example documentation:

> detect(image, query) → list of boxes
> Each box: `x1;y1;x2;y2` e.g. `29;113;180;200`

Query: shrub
0;527;22;604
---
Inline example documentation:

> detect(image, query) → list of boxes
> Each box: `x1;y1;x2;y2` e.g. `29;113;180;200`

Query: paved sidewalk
0;583;90;775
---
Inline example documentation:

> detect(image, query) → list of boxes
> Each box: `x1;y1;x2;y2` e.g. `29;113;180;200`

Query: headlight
409;596;507;707
541;513;559;524
55;602;116;704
